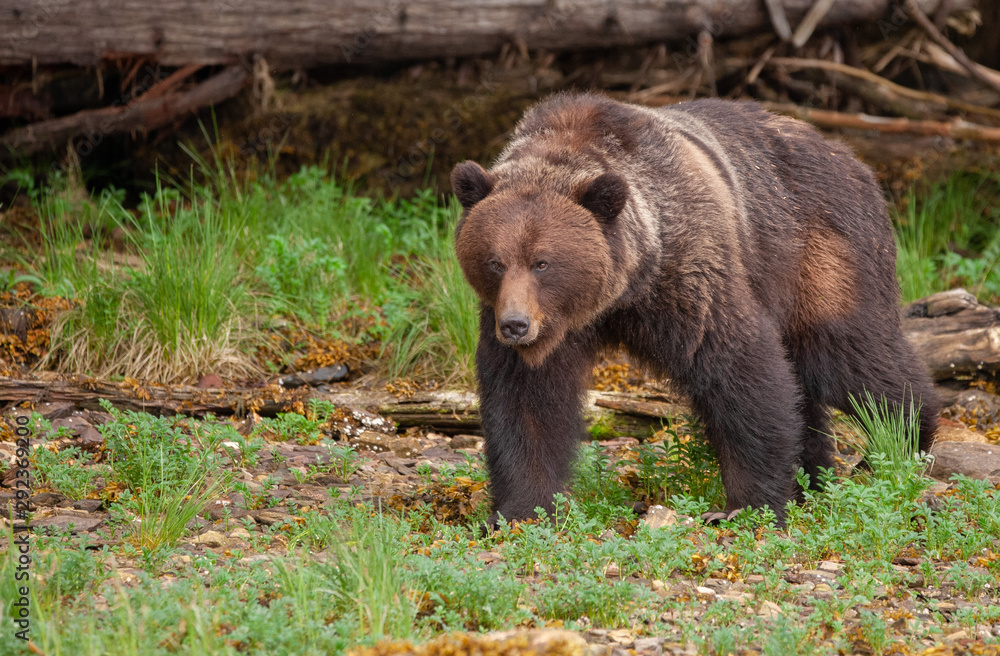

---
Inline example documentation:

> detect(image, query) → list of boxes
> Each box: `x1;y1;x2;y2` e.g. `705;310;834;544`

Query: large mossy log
0;0;971;68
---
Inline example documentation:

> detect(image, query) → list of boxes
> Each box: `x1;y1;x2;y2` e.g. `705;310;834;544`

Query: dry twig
905;0;1000;97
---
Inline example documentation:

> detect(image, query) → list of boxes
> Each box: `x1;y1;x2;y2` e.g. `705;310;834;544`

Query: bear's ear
579;172;628;224
451;161;495;210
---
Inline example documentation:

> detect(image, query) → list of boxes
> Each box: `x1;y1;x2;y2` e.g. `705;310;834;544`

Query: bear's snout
498;313;531;342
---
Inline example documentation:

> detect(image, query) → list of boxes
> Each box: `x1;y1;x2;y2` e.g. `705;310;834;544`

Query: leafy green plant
252;412;324;444
321;440;360;482
894;171;1000;303
99;400;230;551
410;555;526;631
535;572;647;627
31;445;103;501
254;233;347;325
634;420;726;508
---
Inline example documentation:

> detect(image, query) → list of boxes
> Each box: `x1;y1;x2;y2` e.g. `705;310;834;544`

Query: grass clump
845;390;926;484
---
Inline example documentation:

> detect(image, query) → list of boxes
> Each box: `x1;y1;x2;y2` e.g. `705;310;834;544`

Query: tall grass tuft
324;511;416;641
846;390;926;485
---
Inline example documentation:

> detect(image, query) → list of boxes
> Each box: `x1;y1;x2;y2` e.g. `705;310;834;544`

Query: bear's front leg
475;306;595;524
677;315;805;525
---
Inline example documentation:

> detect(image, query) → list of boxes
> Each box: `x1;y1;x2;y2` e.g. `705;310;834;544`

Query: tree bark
902;289;1000;381
0;0;972;69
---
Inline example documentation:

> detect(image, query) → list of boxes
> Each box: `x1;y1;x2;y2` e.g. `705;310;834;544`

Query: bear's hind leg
793;326;939;460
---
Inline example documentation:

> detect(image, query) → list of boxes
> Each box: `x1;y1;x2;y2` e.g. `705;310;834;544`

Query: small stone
651;579;666;592
229;526;253;539
604;562;621;578
703;577;731;591
758;601;782;619
817;560;843;572
585;629;610;643
746;574;765;584
33;513;103;533
936;602;957;612
31;492;65;507
607;629;633;645
695;586;716;600
238;554;272;566
633;637;664;655
929;441;1000;481
253;509;291;526
944;629;968;641
800;569;836;581
193;530;227;548
719;591;755;605
72;499;103;512
641;505;677;530
77;425;104;446
449;434;483;450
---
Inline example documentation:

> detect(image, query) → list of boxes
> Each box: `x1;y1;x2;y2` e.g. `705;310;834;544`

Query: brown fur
452;93;939;525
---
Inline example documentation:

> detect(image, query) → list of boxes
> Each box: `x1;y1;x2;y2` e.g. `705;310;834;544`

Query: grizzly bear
451;93;938;525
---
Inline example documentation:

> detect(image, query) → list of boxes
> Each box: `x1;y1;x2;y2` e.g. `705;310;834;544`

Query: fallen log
902;289;1000;381
0;0;972;69
0;377;675;439
1;65;248;155
0;377;312;416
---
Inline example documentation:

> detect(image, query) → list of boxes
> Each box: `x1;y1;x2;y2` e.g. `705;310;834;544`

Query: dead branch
1;65;247;154
759;102;1000;141
742;56;1000;121
763;0;793;42
792;0;837;48
905;0;1000;97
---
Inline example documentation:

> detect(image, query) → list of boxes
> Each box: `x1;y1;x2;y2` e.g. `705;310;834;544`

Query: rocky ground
1;380;999;654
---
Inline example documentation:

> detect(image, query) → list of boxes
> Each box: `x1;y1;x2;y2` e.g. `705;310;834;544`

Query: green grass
14;160;478;384
1;428;997;655
5;132;1000;656
894;170;1000;303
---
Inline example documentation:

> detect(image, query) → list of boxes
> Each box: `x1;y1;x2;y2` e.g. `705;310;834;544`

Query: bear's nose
499;315;530;341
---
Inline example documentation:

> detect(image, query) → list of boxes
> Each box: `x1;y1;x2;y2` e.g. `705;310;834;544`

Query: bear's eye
534;261;549;271
489;260;505;274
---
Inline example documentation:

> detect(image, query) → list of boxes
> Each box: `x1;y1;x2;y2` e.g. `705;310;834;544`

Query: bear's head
451;160;629;367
